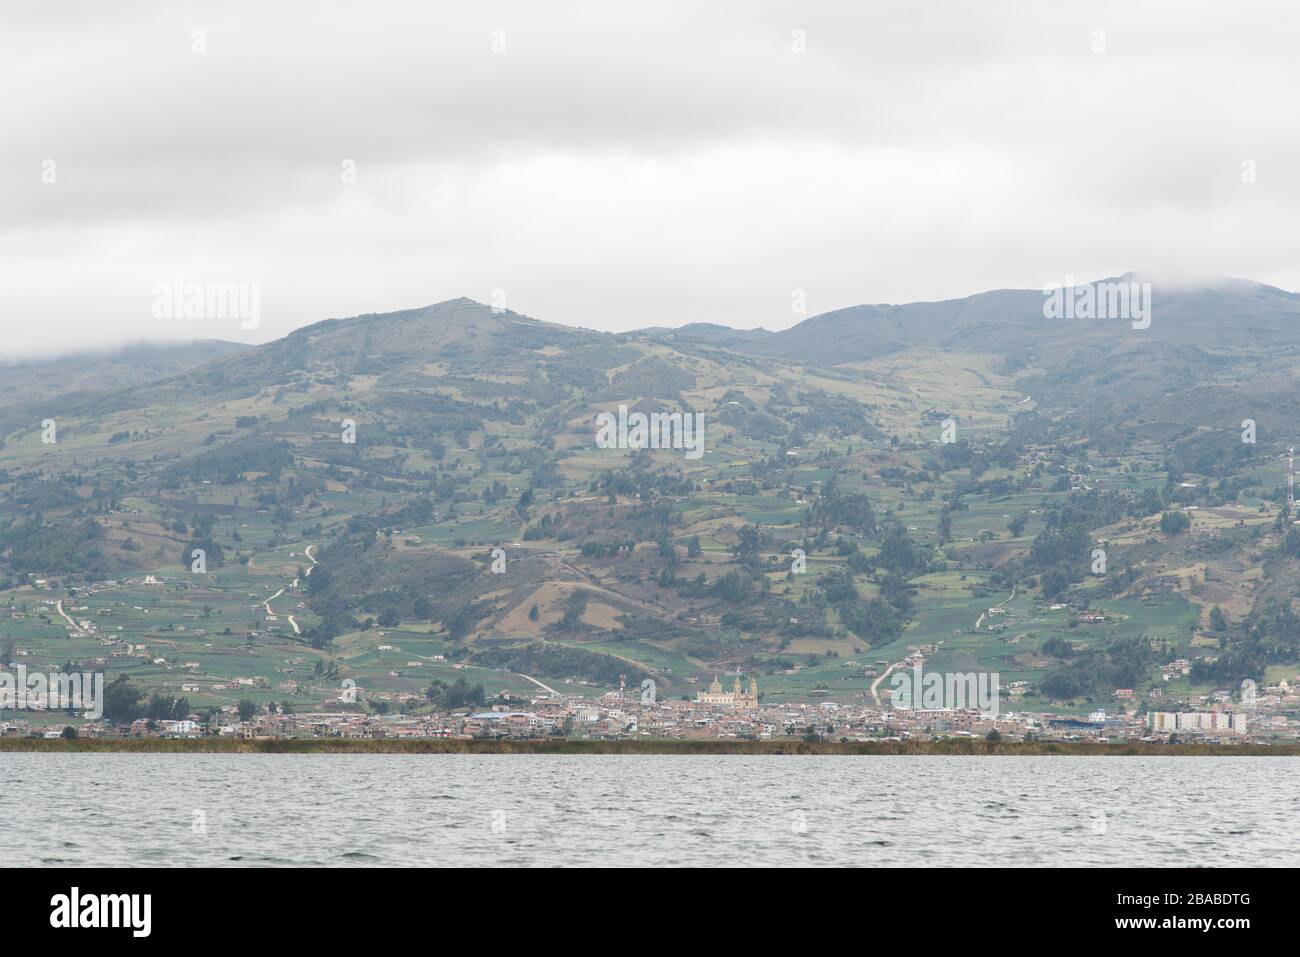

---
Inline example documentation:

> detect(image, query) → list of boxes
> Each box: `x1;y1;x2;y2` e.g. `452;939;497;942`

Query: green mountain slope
2;280;1298;718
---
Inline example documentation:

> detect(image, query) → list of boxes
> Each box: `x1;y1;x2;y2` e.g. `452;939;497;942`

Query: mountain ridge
2;273;1299;718
9;273;1299;372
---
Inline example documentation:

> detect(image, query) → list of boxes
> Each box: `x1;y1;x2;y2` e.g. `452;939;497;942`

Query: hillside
2;280;1299;721
0;340;249;411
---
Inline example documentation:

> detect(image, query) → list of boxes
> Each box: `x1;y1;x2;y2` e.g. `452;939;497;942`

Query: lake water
8;754;1299;867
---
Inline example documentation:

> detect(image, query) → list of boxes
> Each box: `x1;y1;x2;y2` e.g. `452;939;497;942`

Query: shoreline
1;738;1296;756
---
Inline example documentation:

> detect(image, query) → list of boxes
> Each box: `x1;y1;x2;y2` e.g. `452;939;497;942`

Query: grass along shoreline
1;738;1296;756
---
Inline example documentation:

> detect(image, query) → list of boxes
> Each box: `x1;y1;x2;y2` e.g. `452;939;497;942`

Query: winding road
870;660;906;707
264;545;317;637
55;599;86;635
974;586;1016;631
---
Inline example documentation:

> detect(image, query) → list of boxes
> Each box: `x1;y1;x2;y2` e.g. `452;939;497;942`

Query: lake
11;754;1299;867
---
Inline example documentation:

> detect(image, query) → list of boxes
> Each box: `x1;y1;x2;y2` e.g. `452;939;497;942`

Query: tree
426;677;485;710
1160;510;1191;535
1039;567;1071;601
516;487;534;514
938;508;952;544
558;590;589;629
145;693;189;721
60;725;78;740
810;491;875;534
732;525;763;565
877;525;927;576
444;600;491;640
103;675;144;724
1209;606;1228;633
237;699;257;722
1008;514;1028;537
1042;635;1074;659
838;596;905;644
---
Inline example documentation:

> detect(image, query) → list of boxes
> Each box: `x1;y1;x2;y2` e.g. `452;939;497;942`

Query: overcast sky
2;0;1297;359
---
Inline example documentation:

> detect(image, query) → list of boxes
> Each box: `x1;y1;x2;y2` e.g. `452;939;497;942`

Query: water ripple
4;754;1298;867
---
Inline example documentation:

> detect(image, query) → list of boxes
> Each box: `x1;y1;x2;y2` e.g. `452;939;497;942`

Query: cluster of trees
101;676;190;724
592;468;695;501
168;436;293;485
523;511;563;540
833;538;874;575
696;569;761;603
1193;601;1300;685
875;525;928;577
935;439;974;471
391;496;434;527
179;513;225;570
305;593;360;649
731;525;768;566
470;641;649;687
1165;428;1259;480
480;479;510;503
1039;635;1155;701
1028;520;1092;600
425;677;486;710
789;391;880;441
808;489;875;535
0;517;104;574
837;595;905;644
811;566;907;645
444;599;493;640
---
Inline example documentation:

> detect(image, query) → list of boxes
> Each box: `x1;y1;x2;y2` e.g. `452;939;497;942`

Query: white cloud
2;0;1297;358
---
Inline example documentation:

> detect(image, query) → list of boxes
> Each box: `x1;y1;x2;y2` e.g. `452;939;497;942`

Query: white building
1149;711;1247;734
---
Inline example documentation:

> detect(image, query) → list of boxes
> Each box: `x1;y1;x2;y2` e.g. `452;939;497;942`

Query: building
696;674;759;709
1149;711;1247;735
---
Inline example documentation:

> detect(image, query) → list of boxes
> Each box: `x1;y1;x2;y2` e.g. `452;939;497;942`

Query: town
5;653;1296;745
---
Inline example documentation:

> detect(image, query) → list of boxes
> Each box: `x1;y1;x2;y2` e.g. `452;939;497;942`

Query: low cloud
2;0;1297;359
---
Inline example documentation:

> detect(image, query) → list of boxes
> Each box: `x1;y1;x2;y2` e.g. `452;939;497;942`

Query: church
696;674;759;709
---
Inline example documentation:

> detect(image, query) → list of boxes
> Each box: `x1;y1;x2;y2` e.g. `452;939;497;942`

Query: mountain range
2;274;1299;714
